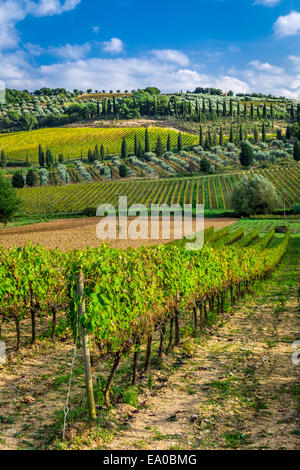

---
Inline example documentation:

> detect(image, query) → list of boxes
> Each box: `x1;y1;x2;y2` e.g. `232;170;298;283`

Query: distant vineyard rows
18;166;300;215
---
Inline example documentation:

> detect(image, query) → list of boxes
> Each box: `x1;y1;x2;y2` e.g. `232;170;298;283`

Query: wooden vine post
76;271;97;420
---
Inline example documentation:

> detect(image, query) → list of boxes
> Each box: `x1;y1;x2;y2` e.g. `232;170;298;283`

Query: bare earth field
0;217;236;251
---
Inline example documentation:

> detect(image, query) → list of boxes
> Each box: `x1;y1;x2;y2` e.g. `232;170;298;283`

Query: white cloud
250;60;283;74
0;0;81;50
288;55;300;71
274;10;300;37
150;49;190;66
93;25;99;33
0;1;27;49
101;38;124;54
48;42;91;60
25;0;81;17
35;57;249;94
254;0;282;6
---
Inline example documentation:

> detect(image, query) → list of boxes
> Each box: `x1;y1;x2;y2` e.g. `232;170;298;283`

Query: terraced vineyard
18;166;300;215
0;127;198;163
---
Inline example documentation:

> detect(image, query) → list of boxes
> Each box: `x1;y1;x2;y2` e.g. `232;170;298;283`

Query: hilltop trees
0;172;20;225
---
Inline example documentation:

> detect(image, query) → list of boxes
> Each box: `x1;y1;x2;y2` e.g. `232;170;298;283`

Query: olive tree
231;174;281;216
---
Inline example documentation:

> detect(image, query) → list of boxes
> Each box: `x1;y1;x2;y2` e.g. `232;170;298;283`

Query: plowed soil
0;217;236;251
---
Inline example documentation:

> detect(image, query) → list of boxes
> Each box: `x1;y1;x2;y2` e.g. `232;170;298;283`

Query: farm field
16;166;300;215
0;217;236;250
0;221;298;450
0;127;198;163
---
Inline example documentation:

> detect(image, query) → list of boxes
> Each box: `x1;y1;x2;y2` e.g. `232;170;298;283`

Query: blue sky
1;0;300;97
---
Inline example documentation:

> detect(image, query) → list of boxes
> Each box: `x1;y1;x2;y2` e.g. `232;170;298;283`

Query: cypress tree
293;139;300;161
251;103;254;120
46;148;54;167
262;122;266;142
229;126;234;144
155;135;164;156
100;144;105;160
38;144;44;167
113;96;117;116
199;126;204;147
137;141;143;158
239;124;243;142
88;148;94;163
121;137;128;159
237;102;240;116
0;149;6;169
229;99;233;117
94;144;100;161
167;133;172;152
219;127;224;147
239;141;254;167
134;134;138;156
286;125;292;140
145;128;150;153
177;132;183;151
263;103;267;119
254;126;259;143
222;101;226;117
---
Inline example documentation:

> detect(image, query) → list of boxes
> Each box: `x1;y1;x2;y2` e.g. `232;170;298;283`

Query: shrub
292;203;300;215
82;207;97;217
231;174;281;216
0;172;20;225
12;172;25;188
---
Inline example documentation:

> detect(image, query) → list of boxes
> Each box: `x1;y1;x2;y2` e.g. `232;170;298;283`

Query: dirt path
103;238;300;450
